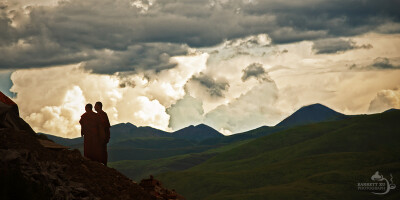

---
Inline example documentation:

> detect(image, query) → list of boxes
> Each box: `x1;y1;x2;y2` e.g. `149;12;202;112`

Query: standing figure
79;104;102;162
95;101;111;166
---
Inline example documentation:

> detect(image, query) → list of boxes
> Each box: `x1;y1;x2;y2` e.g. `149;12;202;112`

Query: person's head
94;101;103;112
85;104;93;112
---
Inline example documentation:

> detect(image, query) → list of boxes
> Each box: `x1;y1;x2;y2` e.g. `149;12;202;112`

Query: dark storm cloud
371;57;400;69
83;43;188;74
0;4;17;46
192;73;230;97
242;0;400;43
0;0;399;72
242;63;272;82
312;38;372;54
0;36;94;69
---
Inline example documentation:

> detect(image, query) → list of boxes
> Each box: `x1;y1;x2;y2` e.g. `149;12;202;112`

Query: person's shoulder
99;110;108;116
94;112;103;119
90;112;98;116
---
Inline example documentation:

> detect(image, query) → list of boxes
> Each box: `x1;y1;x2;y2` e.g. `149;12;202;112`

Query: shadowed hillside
157;110;400;200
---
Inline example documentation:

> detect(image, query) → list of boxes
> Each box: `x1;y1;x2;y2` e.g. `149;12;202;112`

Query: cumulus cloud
24;86;87;137
312;38;372;54
9;65;171;137
368;88;400;113
167;94;204;130
204;81;282;134
183;34;284;114
241;63;272;82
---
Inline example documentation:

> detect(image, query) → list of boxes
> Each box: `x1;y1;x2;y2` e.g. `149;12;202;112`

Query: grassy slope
107;137;220;161
109;139;255;181
156;111;400;200
109;153;216;181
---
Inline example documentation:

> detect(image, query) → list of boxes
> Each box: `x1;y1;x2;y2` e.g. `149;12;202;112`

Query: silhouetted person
95;101;110;166
79;104;102;162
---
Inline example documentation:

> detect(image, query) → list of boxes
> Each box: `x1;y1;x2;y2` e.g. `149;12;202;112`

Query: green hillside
156;110;400;200
109;138;255;181
107;137;220;161
109;153;216;181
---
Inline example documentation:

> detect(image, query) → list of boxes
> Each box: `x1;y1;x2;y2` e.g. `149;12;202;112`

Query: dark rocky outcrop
0;98;184;199
140;175;185;200
0;128;157;199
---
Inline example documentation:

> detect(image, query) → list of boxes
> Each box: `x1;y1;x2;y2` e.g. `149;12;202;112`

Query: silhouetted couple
79;102;110;166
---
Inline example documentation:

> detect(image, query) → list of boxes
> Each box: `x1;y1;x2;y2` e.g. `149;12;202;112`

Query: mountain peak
383;108;400;113
276;103;347;127
194;123;212;128
298;103;332;111
172;124;223;141
114;122;137;128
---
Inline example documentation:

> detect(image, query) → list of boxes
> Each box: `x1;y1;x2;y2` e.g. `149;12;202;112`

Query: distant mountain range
42;123;224;161
108;123;168;144
43;103;351;162
43;134;83;147
44;123;223;145
110;123;223;142
44;103;348;145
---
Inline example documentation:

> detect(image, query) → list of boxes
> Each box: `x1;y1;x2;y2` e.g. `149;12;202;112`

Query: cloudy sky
1;0;400;137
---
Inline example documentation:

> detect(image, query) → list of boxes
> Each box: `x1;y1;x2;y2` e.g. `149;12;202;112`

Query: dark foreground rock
0;128;184;200
140;175;184;200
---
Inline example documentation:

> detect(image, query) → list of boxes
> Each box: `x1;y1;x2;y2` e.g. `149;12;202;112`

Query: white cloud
117;94;170;131
167;94;204;130
204;81;282;134
368;88;400;113
11;64;122;137
25;86;86;137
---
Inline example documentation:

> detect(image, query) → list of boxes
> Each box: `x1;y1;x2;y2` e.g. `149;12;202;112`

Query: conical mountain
171;124;224;141
276;103;347;127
